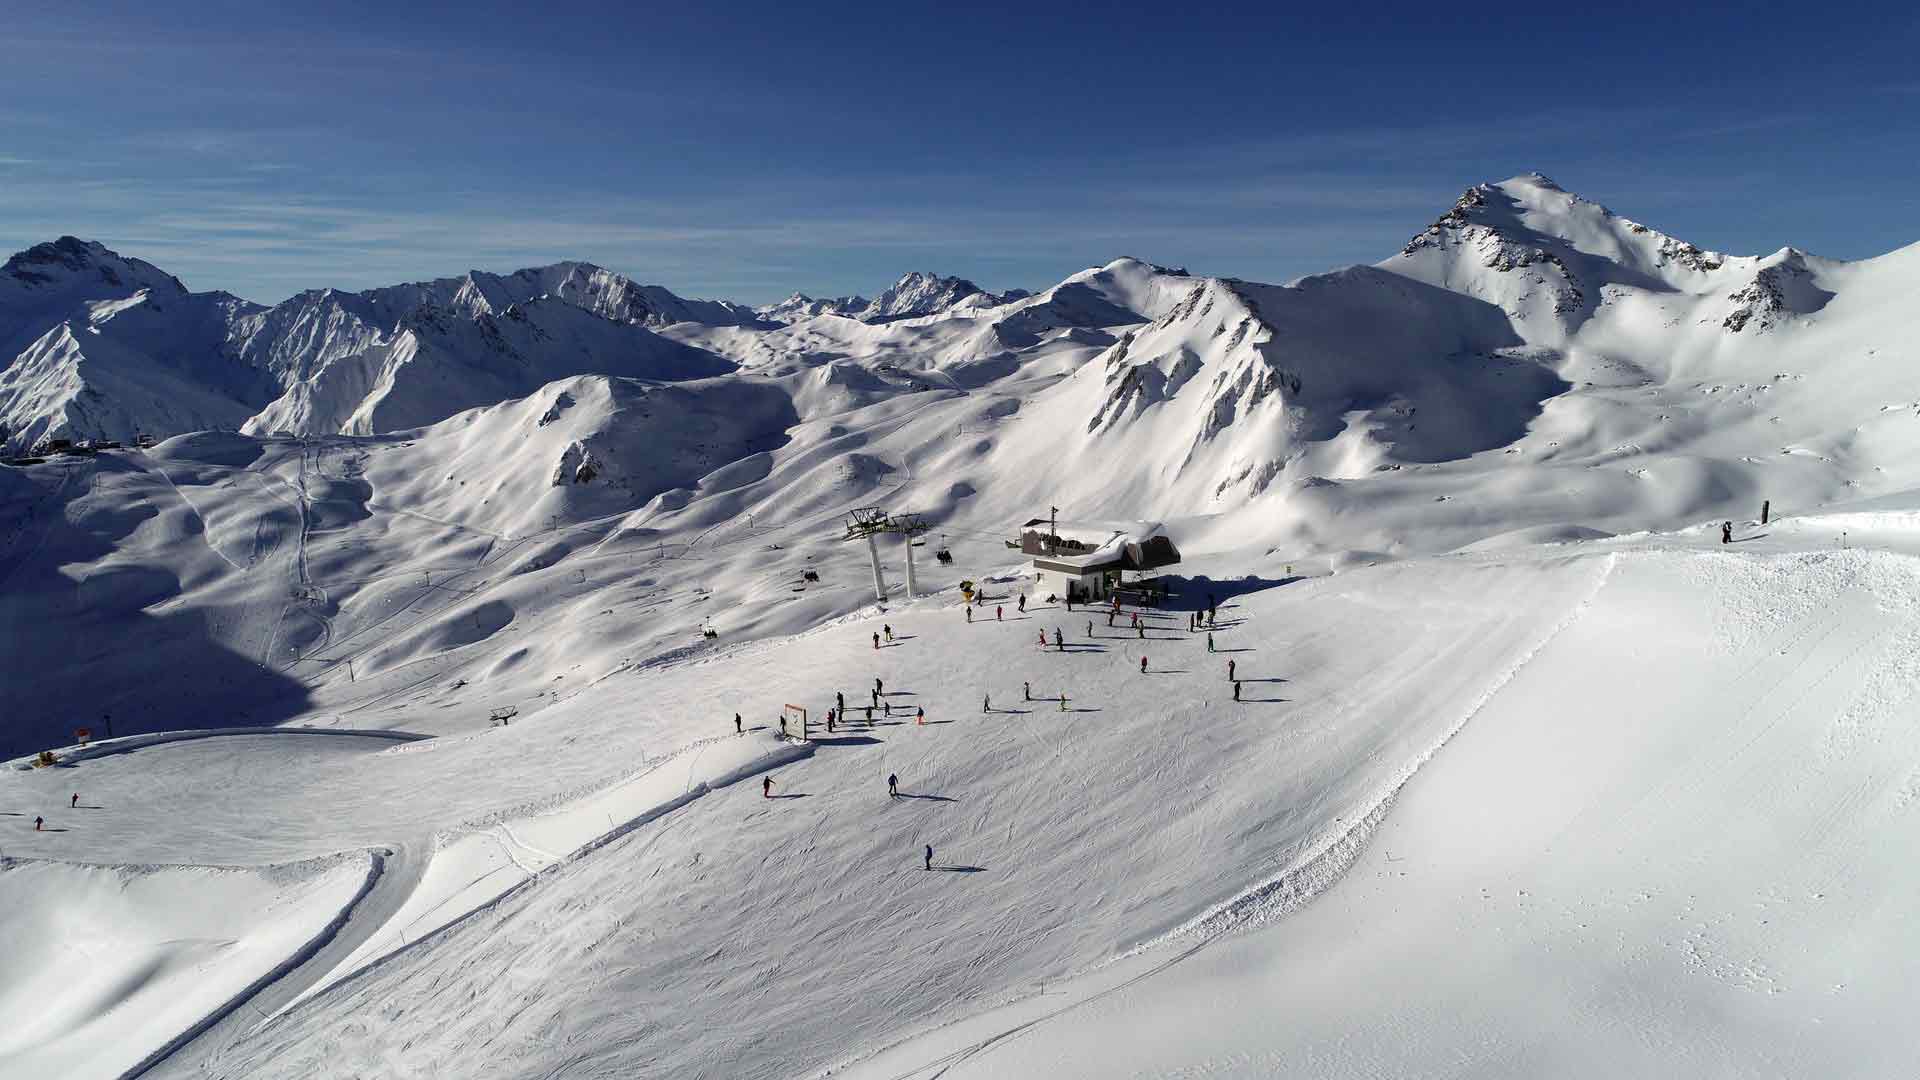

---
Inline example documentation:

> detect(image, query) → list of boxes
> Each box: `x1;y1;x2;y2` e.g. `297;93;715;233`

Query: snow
0;855;372;1080
860;544;1920;1078
4;174;1920;1078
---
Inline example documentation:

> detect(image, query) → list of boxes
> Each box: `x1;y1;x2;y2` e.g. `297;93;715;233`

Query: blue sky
2;2;1916;305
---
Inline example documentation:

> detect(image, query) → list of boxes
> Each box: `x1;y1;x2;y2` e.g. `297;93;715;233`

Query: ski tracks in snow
825;553;1623;1080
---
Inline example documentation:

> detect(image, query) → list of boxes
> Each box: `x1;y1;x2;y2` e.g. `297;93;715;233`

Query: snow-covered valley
5;174;1920;1078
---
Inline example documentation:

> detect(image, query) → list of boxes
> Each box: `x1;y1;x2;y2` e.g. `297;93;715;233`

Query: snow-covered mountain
755;291;872;322
0;250;760;451
757;273;1033;326
11;174;1920;1080
242;297;735;436
0;236;194;355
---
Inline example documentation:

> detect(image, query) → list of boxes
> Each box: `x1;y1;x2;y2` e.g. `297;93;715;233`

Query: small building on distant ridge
1019;517;1181;603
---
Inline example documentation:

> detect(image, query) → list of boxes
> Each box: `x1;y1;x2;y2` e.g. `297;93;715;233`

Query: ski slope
856;533;1920;1079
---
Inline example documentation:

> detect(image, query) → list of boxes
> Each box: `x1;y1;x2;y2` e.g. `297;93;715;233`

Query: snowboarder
1207;633;1215;653
873;631;880;650
884;624;894;642
1227;658;1236;681
1024;680;1031;700
889;773;899;798
925;844;933;871
1721;521;1733;544
1233;680;1242;701
1140;656;1148;673
1018;594;1026;613
763;777;774;798
996;605;1003;621
734;713;743;735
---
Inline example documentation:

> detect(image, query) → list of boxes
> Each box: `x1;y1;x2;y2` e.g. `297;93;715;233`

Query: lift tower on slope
890;512;931;599
845;507;891;603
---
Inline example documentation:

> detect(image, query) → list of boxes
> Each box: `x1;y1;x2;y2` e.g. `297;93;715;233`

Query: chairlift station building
1021;518;1181;603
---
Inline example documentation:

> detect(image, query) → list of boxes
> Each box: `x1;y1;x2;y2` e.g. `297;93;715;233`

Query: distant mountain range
3;174;1912;484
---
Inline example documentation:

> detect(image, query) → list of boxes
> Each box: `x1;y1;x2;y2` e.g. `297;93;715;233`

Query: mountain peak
863;271;994;323
3;236;187;296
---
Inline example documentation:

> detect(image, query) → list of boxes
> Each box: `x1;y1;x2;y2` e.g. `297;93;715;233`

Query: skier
1140;656;1148;673
837;691;845;716
71;793;79;809
889;773;899;798
1024;680;1031;701
1131;613;1140;629
916;706;925;725
1059;692;1068;711
1762;499;1771;525
884;699;892;716
1721;521;1733;544
1054;628;1064;650
734;713;743;735
1207;632;1215;653
779;715;788;738
1038;630;1047;648
873;631;880;650
884;624;894;642
827;709;836;733
1233;680;1242;701
996;605;1003;621
1018;594;1026;613
966;606;973;623
1107;612;1115;627
1228;658;1237;681
763;777;774;798
1086;620;1093;638
1137;624;1144;639
925;844;933;871
875;677;884;695
984;693;992;713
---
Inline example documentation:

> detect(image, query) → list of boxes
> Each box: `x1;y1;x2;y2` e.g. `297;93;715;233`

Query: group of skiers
21;792;81;833
751;584;1260;870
